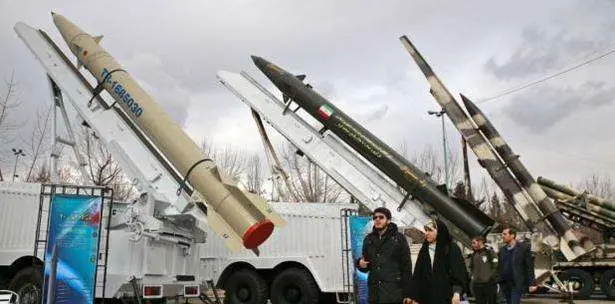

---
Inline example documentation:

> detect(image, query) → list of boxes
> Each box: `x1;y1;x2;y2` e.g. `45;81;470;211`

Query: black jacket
356;222;413;303
498;241;535;291
411;220;469;304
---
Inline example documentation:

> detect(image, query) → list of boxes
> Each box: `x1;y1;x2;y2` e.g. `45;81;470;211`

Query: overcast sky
1;0;614;190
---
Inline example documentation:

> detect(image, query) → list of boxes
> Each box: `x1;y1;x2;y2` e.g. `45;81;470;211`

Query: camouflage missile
460;94;589;255
398;36;550;234
538;176;615;212
52;12;284;251
251;55;495;238
540;185;615;220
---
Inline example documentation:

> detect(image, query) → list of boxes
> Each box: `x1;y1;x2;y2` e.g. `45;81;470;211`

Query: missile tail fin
93;35;104;44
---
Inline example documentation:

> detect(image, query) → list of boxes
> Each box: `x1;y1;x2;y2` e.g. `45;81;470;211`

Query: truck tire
560;268;593;299
601;269;615;300
270;268;319;304
223;268;268;304
8;266;43;304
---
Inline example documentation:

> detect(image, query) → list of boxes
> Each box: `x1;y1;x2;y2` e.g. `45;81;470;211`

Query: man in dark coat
356;207;415;304
498;228;536;304
412;218;469;304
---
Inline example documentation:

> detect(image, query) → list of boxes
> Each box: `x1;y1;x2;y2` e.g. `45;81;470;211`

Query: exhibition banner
348;215;373;304
42;194;103;304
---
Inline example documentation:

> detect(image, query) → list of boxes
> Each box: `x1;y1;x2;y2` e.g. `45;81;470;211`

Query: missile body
399;35;589;258
460;95;588;254
398;36;550;232
538;176;615;213
540;185;615;220
252;55;494;238
52;13;283;250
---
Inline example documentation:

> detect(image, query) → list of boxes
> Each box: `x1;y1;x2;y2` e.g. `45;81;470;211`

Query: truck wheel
270;268;319;304
560;268;593;299
601;269;615;300
223;269;268;304
8;266;43;304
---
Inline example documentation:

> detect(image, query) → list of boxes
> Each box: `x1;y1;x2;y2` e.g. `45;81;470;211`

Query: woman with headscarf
411;218;469;304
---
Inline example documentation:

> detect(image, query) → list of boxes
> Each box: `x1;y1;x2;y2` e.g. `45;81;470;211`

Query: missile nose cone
250;55;267;71
459;94;478;115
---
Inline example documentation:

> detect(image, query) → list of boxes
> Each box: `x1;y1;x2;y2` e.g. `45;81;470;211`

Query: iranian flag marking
317;104;334;120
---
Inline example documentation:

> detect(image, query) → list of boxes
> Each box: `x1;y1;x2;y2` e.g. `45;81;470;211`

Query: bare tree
25;105;53;181
245;154;264;194
0;71;22;145
278;143;346;203
80;128;136;202
398;141;462;187
200;139;247;182
577;173;614;201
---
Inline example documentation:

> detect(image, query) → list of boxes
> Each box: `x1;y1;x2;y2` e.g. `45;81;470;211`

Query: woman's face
425;228;437;244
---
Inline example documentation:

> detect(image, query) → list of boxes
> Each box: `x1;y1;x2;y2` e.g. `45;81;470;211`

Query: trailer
199;202;357;304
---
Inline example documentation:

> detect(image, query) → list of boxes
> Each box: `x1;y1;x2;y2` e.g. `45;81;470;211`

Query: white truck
199;202;358;304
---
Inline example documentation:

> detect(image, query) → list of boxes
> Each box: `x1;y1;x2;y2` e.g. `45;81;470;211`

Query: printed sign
349;216;373;304
42;195;103;304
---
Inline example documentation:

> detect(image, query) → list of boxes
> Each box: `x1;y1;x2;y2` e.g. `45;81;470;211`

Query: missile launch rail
217;71;432;232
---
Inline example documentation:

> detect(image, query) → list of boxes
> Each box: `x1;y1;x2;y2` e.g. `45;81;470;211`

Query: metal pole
461;136;473;201
11;148;25;182
441;113;449;191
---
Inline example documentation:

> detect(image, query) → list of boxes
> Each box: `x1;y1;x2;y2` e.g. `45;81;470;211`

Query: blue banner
349;216;373;304
43;194;103;304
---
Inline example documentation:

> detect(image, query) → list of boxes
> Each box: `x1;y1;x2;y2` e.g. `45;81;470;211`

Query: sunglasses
372;215;386;220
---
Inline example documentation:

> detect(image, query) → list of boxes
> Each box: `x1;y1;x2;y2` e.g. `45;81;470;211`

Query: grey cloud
501;82;615;132
485;27;599;80
364;105;389;123
484;0;615;80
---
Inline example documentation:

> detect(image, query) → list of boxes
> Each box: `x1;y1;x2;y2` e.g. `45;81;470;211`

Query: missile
251;55;494;238
52;12;284;251
540;185;615;220
398;35;589;258
398;36;547;230
460;94;590;254
538;176;615;213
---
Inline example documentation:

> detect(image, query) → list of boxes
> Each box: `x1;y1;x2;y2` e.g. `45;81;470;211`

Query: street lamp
11;148;26;182
427;109;449;191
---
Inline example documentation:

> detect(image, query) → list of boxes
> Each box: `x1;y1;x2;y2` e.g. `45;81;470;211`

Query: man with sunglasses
356;207;416;304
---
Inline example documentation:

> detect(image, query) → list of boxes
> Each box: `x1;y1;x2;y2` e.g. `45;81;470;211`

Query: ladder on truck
217;71;431;231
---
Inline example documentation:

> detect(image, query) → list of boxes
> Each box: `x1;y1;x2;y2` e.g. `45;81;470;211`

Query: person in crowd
498;228;537;304
411;218;469;304
470;235;498;304
356;207;415;304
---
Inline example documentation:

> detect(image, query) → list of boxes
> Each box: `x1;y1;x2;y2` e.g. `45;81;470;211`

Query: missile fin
93;35;104;44
244;191;286;227
224;183;286;227
205;208;245;252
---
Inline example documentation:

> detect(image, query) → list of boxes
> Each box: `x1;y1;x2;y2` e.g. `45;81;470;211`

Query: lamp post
427;109;449;191
11;148;26;182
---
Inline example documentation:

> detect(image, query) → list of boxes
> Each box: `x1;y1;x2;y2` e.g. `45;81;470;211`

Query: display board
348;215;373;304
42;194;103;304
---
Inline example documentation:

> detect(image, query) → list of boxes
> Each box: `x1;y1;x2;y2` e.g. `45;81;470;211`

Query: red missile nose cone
242;219;274;249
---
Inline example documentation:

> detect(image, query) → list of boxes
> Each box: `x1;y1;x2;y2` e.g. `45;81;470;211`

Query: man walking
356;207;415;304
498;228;537;304
470;236;498;304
